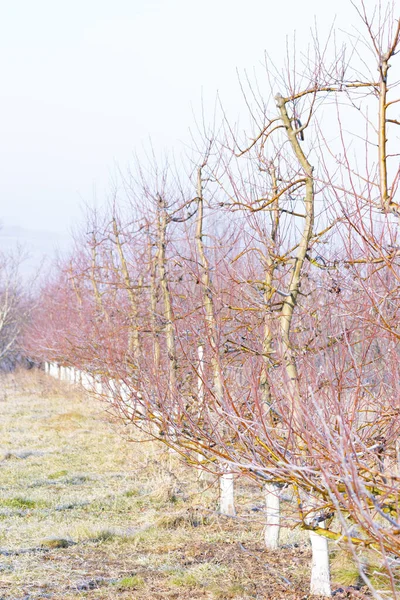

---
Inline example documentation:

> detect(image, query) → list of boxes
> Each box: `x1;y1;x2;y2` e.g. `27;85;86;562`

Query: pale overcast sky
0;0;373;235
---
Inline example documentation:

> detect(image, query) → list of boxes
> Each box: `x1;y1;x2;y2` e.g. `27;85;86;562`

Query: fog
1;0;354;240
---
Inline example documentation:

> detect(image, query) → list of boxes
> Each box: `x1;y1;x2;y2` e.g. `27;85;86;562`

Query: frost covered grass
0;370;372;599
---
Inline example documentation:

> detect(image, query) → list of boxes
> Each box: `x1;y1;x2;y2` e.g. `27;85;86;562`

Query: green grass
114;575;144;589
124;488;139;497
48;470;68;479
0;496;45;509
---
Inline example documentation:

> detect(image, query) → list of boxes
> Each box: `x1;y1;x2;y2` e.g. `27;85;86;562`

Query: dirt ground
0;371;372;599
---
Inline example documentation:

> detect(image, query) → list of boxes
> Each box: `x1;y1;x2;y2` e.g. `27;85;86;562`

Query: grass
169;563;228;588
39;537;75;549
0;369;384;599
48;469;69;479
331;550;363;587
0;496;42;509
114;575;144;589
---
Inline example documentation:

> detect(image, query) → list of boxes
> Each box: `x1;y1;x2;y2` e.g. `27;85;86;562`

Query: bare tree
0;249;32;370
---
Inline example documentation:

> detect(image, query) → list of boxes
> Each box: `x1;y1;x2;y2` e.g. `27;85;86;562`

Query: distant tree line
0;248;35;371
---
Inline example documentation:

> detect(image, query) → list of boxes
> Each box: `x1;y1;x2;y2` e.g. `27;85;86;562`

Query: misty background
1;0;358;275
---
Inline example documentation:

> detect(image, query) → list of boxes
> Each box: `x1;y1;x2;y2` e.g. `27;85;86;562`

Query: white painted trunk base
219;472;235;516
309;527;331;597
197;452;207;481
264;483;280;550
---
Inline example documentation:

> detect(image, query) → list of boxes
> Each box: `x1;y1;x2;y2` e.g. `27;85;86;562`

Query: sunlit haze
1;0;361;241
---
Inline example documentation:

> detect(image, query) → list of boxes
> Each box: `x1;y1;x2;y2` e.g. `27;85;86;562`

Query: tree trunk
264;483;280;550
309;525;331;597
219;470;235;516
112;218;141;363
196;166;235;516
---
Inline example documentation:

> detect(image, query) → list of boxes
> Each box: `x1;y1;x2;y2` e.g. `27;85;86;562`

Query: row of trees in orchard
28;3;400;597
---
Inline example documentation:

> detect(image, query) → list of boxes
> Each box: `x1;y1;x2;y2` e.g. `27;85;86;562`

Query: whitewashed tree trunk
80;372;87;390
120;381;135;419
120;381;130;405
264;483;280;550
94;374;102;396
197;344;206;480
106;378;116;403
136;390;144;416
309;524;331;597
81;372;93;391
219;471;235;516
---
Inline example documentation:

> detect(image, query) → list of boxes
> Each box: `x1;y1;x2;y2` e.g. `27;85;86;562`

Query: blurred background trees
0;248;34;371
